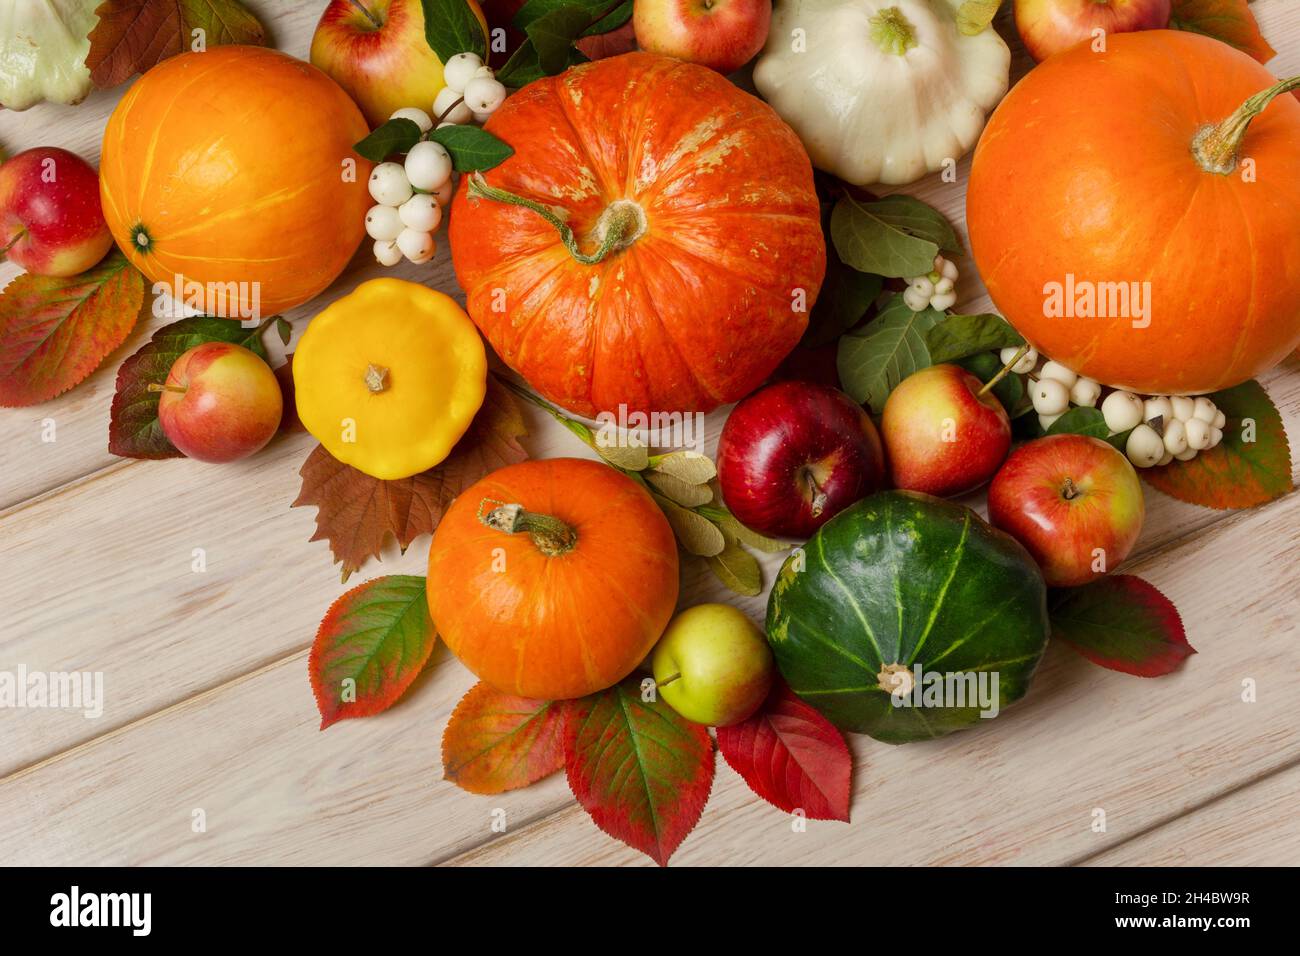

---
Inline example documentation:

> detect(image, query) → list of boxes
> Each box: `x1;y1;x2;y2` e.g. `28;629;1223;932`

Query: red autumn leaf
1169;0;1276;64
292;376;528;581
574;22;636;61
86;0;267;89
716;681;852;822
442;683;567;795
1143;380;1291;510
0;250;144;407
565;678;715;866
309;574;436;730
1049;575;1195;677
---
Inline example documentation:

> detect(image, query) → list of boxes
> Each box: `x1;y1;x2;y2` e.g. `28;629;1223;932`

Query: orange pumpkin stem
467;173;646;265
1192;75;1300;175
479;500;577;556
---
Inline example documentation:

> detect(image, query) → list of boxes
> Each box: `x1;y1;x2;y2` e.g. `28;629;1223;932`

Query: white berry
364;204;403;241
1102;390;1144;433
433;86;474;125
389;107;432;133
442;53;483;94
930;291;957;311
373;239;402;267
1031;377;1070;416
1213;409;1226;429
1039;361;1078;388
1184;417;1213;450
1070;378;1101;408
933;276;955;295
368;162;413;206
1126;423;1165;468
1000;346;1037;375
404;140;452;191
399;193;442;232
463;77;507;116
1174;446;1199;461
1157;449;1174;467
1192;397;1217;423
396;228;435;262
1170;395;1195;421
1162;418;1188;455
909;276;934;298
902;286;929;312
472;110;495;125
1143;396;1173;426
937;255;958;281
1039;411;1064;430
432;180;455;206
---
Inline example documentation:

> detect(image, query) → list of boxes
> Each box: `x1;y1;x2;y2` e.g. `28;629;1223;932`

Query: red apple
880;364;1011;497
1014;0;1171;63
310;0;486;128
633;0;772;75
717;381;885;539
0;147;113;277
155;342;283;463
988;434;1144;587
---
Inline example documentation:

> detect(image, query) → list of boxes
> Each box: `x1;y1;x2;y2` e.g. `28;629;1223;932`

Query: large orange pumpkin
100;46;372;318
428;458;679;700
449;52;826;418
967;31;1300;395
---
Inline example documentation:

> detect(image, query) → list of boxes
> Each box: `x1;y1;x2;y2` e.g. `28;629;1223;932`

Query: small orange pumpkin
967;30;1300;395
100;46;372;318
428;458;679;700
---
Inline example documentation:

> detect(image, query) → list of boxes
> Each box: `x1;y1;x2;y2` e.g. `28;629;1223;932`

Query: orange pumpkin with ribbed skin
100;46;372;318
967;30;1300;396
428;458;679;700
449;52;825;418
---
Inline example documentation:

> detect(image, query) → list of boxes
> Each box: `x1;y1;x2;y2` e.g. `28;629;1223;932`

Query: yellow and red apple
1014;0;1171;63
633;0;772;75
310;0;487;128
156;343;283;464
652;603;775;727
0;147;113;278
988;434;1145;587
880;364;1012;497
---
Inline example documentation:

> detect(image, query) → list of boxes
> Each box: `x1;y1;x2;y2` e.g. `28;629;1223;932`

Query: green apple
651;603;774;727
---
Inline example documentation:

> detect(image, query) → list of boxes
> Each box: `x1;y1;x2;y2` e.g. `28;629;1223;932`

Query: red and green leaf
716;681;852;822
0;250;144;407
443;683;567;795
108;314;271;459
565;678;714;866
293;376;528;580
1049;575;1195;677
1142;379;1291;510
86;0;268;89
1169;0;1276;64
309;575;436;730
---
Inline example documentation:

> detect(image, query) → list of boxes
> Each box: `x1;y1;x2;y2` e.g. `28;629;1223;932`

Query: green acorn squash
765;490;1049;744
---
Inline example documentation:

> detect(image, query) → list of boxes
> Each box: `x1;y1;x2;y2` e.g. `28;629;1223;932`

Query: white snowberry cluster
364;52;507;267
1002;346;1227;469
903;255;959;312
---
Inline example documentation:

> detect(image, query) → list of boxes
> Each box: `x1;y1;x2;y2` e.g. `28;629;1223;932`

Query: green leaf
804;253;884;347
715;513;790;553
275;316;292;346
422;0;487;62
830;194;960;279
836;294;941;413
1169;0;1276;64
108;316;270;459
354;117;423;163
309;575;436;729
955;351;1025;416
925;313;1023;364
514;0;624;29
584;0;632;34
526;5;592;74
1046;406;1110;441
1142;379;1292;510
956;0;1002;35
428;125;515;171
1049;575;1194;677
495;38;545;88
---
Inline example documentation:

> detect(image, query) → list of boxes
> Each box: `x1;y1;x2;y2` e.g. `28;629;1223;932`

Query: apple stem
348;0;383;30
656;672;682;689
1;230;25;257
1061;476;1079;501
147;383;187;395
802;468;828;518
478;499;578;556
1192;75;1300;175
977;343;1029;398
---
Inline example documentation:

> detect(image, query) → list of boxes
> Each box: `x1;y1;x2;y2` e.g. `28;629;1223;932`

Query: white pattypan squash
0;0;99;111
753;0;1010;186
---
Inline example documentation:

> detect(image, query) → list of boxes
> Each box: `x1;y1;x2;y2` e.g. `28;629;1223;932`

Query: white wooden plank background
1;2;1297;866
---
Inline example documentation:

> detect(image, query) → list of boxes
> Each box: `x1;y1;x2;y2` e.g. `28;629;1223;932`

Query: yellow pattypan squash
294;278;487;480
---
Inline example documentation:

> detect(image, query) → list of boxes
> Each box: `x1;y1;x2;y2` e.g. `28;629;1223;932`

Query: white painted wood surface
1;2;1297;866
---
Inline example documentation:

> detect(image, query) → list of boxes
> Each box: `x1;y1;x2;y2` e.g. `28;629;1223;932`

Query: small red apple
880;364;1011;497
717;381;885;539
988;433;1144;587
155;342;283;463
633;0;772;75
0;147;113;277
1013;0;1171;63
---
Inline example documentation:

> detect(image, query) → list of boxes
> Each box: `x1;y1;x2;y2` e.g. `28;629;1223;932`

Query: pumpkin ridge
553;71;622;202
1221;184;1261;384
813;531;881;666
905;509;970;666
